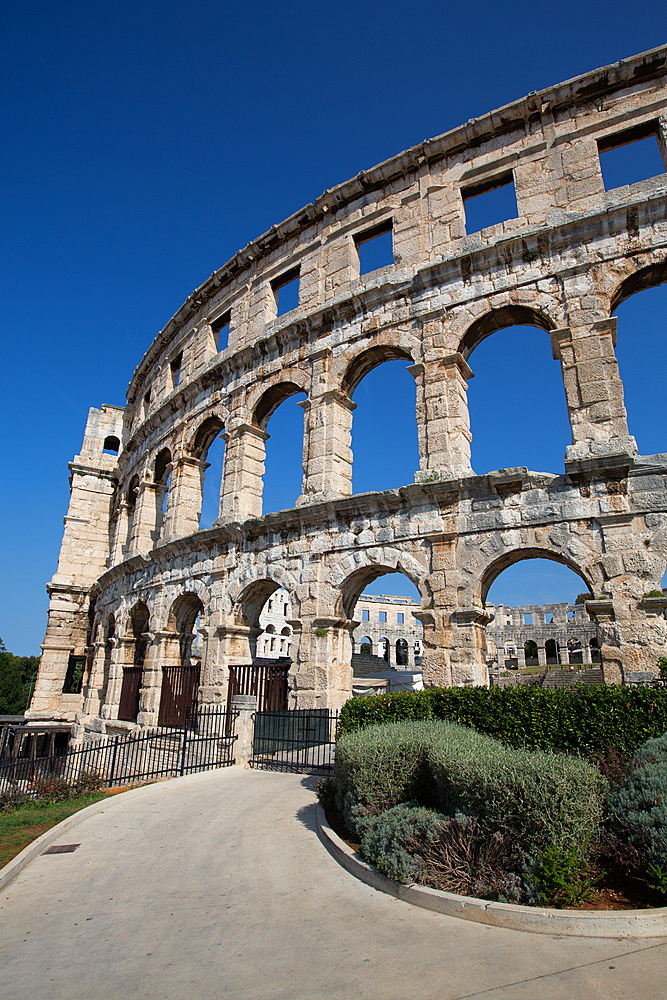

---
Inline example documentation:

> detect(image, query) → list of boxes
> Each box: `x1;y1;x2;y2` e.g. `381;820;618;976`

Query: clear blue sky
1;3;666;653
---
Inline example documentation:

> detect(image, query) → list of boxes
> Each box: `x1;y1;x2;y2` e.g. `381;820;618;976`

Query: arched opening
612;271;667;457
118;602;149;722
358;636;373;655
103;435;120;455
345;352;419;495
342;566;423;681
189;416;225;530
167;593;204;666
464;320;570;475
484;553;597;682
154;448;171;542
253;384;307;514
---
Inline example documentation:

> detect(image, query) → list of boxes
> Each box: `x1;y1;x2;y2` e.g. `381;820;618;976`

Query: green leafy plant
528;841;600;908
644;590;664;599
644;861;667;896
315;627;328;638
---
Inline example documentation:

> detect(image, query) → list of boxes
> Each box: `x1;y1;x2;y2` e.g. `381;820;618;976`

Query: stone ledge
316;804;667;938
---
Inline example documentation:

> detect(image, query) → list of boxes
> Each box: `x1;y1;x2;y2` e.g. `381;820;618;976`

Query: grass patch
0;789;121;869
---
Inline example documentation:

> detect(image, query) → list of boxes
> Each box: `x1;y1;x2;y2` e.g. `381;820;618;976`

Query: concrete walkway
1;766;666;1000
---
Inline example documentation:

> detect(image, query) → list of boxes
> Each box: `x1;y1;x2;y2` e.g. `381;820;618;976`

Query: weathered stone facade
29;48;667;728
485;602;600;670
353;593;424;669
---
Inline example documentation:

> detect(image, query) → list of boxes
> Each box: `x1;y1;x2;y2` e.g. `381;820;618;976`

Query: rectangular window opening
62;654;85;695
142;389;151;418
567;610;575;621
361;609;369;622
211;310;231;352
355;220;394;275
170;351;183;388
598;123;665;191
523;613;533;625
379;611;387;623
397;613;404;624
462;172;517;235
545;612;554;624
272;267;300;317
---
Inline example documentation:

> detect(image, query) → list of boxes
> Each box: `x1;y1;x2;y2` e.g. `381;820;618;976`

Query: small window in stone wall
103;435;120;455
523;613;533;625
545;612;554;624
362;608;369;621
62;654;85;694
397;612;404;624
355;220;393;275
462;172;517;234
379;611;387;623
170;351;183;388
598;123;665;191
212;310;231;351
272;267;300;316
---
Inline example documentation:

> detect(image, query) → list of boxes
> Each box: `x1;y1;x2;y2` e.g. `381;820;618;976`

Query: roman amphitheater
28;48;667;732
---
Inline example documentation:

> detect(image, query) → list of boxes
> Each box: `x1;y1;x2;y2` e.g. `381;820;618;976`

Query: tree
0;637;40;714
575;593;593;605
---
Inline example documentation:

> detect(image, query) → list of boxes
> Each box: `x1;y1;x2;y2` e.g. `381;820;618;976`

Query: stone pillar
110;501;133;565
586;596;667;684
537;644;547;667
415;609;452;688
551;320;637;473
298;390;356;503
517;644;526;669
100;638;124;720
137;631;175;726
218;423;268;521
231;694;257;764
81;639;107;717
292;617;354;708
129;481;161;554
162;456;209;540
412;353;474;483
582;638;592;664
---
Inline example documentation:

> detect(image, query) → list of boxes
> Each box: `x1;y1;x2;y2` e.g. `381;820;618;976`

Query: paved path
1;766;666;1000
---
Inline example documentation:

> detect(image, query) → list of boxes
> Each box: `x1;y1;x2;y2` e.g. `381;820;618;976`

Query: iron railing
0;705;237;795
250;709;339;773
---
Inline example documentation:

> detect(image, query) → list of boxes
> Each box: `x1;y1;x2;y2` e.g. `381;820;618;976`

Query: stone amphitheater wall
30;48;667;727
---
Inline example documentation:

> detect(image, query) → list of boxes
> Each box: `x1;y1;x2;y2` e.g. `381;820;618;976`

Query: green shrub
335;720;604;857
525;839;601;908
606;732;667;869
360;803;444;882
338;685;667;756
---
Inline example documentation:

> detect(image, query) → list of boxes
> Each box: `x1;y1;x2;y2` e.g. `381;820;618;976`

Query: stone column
412;353;474;483
586;596;667;684
100;638;124;720
162;456;209;540
582;638;592;664
517;644;526;669
551;319;637;473
129;481;161;554
110;501;133;564
537;643;547;667
81;639;107;717
298;390;356;503
292;617;355;708
137;631;174;726
218;423;268;521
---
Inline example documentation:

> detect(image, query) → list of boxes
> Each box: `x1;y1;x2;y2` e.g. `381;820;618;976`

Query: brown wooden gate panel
227;663;289;712
158;666;200;727
118;667;143;722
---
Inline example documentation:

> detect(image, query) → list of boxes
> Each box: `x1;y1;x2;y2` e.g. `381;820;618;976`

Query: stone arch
333;552;428;620
188;415;224;459
154;448;172;484
250;374;309;430
339;343;416;398
457;305;555;361
610;259;667;313
478;547;594;606
166;592;205;665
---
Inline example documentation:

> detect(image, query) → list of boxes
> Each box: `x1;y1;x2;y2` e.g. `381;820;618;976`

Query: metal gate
226;663;289;712
118;667;142;722
250;709;339;773
158;666;200;727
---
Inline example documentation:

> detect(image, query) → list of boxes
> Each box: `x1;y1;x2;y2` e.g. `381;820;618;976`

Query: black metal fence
0;706;237;795
250;709;339;773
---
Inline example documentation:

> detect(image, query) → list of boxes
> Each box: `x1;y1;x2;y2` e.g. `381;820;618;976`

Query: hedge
337;685;667;755
335;719;604;856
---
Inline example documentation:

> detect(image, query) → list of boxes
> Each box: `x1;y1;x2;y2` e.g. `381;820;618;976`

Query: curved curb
0;769;224;894
316;804;667;938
